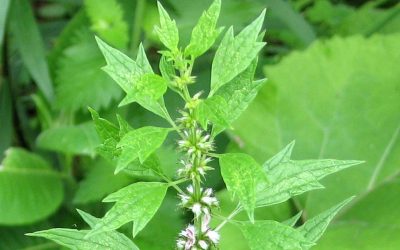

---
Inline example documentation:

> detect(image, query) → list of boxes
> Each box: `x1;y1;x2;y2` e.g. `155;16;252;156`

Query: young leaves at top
185;0;222;58
95;37;169;119
86;182;168;238
155;2;179;52
219;153;268;222
210;9;266;96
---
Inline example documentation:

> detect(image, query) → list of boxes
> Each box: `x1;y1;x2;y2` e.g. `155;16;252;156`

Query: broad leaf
185;0;222;58
73;159;132;204
210;10;266;96
238;220;313;250
155;2;179;51
0;148;63;225
55;29;121;111
85;0;128;48
86;182;168;237
298;196;354;245
27;228;138;250
117;126;170;171
234;34;400;248
36;123;100;156
136;43;153;74
219;153;268;221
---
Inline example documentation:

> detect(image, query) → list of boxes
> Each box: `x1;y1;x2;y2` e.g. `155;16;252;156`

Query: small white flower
201;196;218;206
178;225;197;250
191;203;202;218
205;230;220;244
198;240;209;249
186;185;194;194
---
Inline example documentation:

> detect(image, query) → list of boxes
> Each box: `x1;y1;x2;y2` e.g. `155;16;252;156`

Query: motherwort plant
29;0;363;249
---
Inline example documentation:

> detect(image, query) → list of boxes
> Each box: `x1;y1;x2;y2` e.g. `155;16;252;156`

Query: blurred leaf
238;220;312;250
0;82;13;160
219;153;268;222
0;0;10;47
73;159;132;204
234;34;400;247
185;0;222;58
9;0;54;101
28;228;138;250
37;122;100;156
266;0;316;46
0;148;63;225
87;182;168;237
210;10;265;96
0;225;52;250
85;0;128;48
55;28;121;111
317;179;400;249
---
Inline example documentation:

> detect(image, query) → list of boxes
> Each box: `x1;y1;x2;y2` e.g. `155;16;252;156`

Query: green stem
131;0;146;54
215;204;242;231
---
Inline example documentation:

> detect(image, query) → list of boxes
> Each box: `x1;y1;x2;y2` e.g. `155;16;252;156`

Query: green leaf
219;153;268;221
0;82;13;160
317;179;400;249
55;28;121;111
73;159;132;204
9;0;54;101
117;126;170;172
197;95;230;132
0;0;10;47
85;0;128;48
256;143;362;207
238;220;313;250
96;37;169;119
87;182;168;237
214;58;266;132
298;197;354;245
210;9;266;96
36;123;100;156
234;34;400;248
0;148;63;225
159;55;175;82
95;36;142;93
283;211;303;227
27;228;138;250
119;73;168;119
123;154;163;177
185;0;222;58
155;2;179;51
77;209;99;228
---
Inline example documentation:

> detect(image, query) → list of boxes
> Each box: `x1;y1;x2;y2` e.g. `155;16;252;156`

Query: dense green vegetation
0;0;399;249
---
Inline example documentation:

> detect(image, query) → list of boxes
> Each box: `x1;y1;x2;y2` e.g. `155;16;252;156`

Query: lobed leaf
85;0;128;48
256;142;363;208
219;153;268;222
116;126;170;172
86;182;168;237
210;9;266;96
185;0;222;58
155;2;179;51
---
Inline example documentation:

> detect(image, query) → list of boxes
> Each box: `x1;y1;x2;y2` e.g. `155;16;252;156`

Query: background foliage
0;0;399;249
